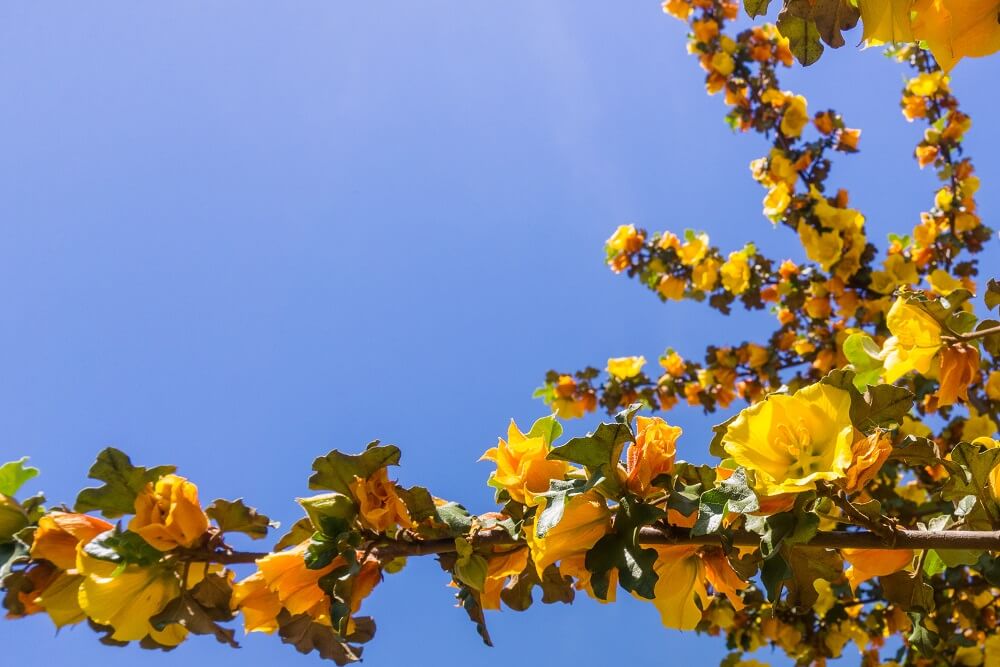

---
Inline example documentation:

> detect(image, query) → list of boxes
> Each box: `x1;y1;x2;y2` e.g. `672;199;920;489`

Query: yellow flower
926;268;963;296
606;224;644;254
35;572;87;628
231;571;283;634
480;547;529;611
129;474;210;551
879;296;942;383
648;546;707;630
722;383;855;498
710;51;734;76
986;370;1000;401
798;222;844;272
657;275;686;301
625;417;682;498
842;548;913;591
31;512;112;571
678;231;710;266
858;0;915;45
481;419;570;506
721;250;751;295
780;95;809;138
963;409;998;442
692;258;720;291
869;254;919;295
607;355;646;380
350;467;414;533
76;549;186;645
526;491;610;574
763;182;791;221
911;0;1000;71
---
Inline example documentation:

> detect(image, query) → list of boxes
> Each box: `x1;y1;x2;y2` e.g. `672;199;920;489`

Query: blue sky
1;2;997;665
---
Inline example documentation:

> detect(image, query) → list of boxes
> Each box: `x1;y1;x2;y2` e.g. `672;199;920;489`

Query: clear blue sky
1;3;997;666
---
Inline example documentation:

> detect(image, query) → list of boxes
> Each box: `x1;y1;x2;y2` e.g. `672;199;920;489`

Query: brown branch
186;526;1000;565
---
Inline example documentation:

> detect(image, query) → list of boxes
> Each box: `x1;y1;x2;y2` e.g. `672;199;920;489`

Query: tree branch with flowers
3;3;1000;666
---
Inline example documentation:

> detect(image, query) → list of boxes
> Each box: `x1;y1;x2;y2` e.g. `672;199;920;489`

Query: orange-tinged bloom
480;547;529;611
625;417;682;498
935;343;980;407
255;542;334;618
231;571;283;634
350;467;414;533
843;432;892;494
701;549;748;610
31;512;112;570
526;491;611;574
842;548;914;591
129;474;210;551
481;420;570;506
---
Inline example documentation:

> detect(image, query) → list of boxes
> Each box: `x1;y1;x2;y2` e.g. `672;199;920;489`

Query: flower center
775;421;822;478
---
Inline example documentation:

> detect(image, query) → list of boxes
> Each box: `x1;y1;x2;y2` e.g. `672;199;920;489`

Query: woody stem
188;526;1000;565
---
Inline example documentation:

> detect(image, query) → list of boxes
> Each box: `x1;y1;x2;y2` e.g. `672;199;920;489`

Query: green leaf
548;421;630;470
708;415;739;459
743;0;772;17
692;468;760;536
0;458;38;497
82;528;163;567
810;0;860;48
297;493;357;536
276;610;373;664
150;588;239;648
941;442;1000;522
822;370;913;432
74;448;176;518
986;279;1000;312
760;552;791;602
782;546;842;608
206;498;275;540
274;517;315;552
309;442;401;495
455;586;492;647
526;414;562;446
881;571;934;612
841;333;884;390
907;612;940;656
776;4;825;65
584;497;663;600
0;496;28;542
750;494;819;559
977;318;1000;358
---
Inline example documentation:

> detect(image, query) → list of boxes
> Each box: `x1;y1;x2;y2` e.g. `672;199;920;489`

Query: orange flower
481;419;570;506
843;433;892;494
129;474;210;551
31;512;112;570
350;467;414;533
480;547;530;611
625;417;682;498
842;548;913;591
935;343;980;408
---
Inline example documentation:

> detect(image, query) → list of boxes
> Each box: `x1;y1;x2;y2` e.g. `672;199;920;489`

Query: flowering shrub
3;4;999;666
